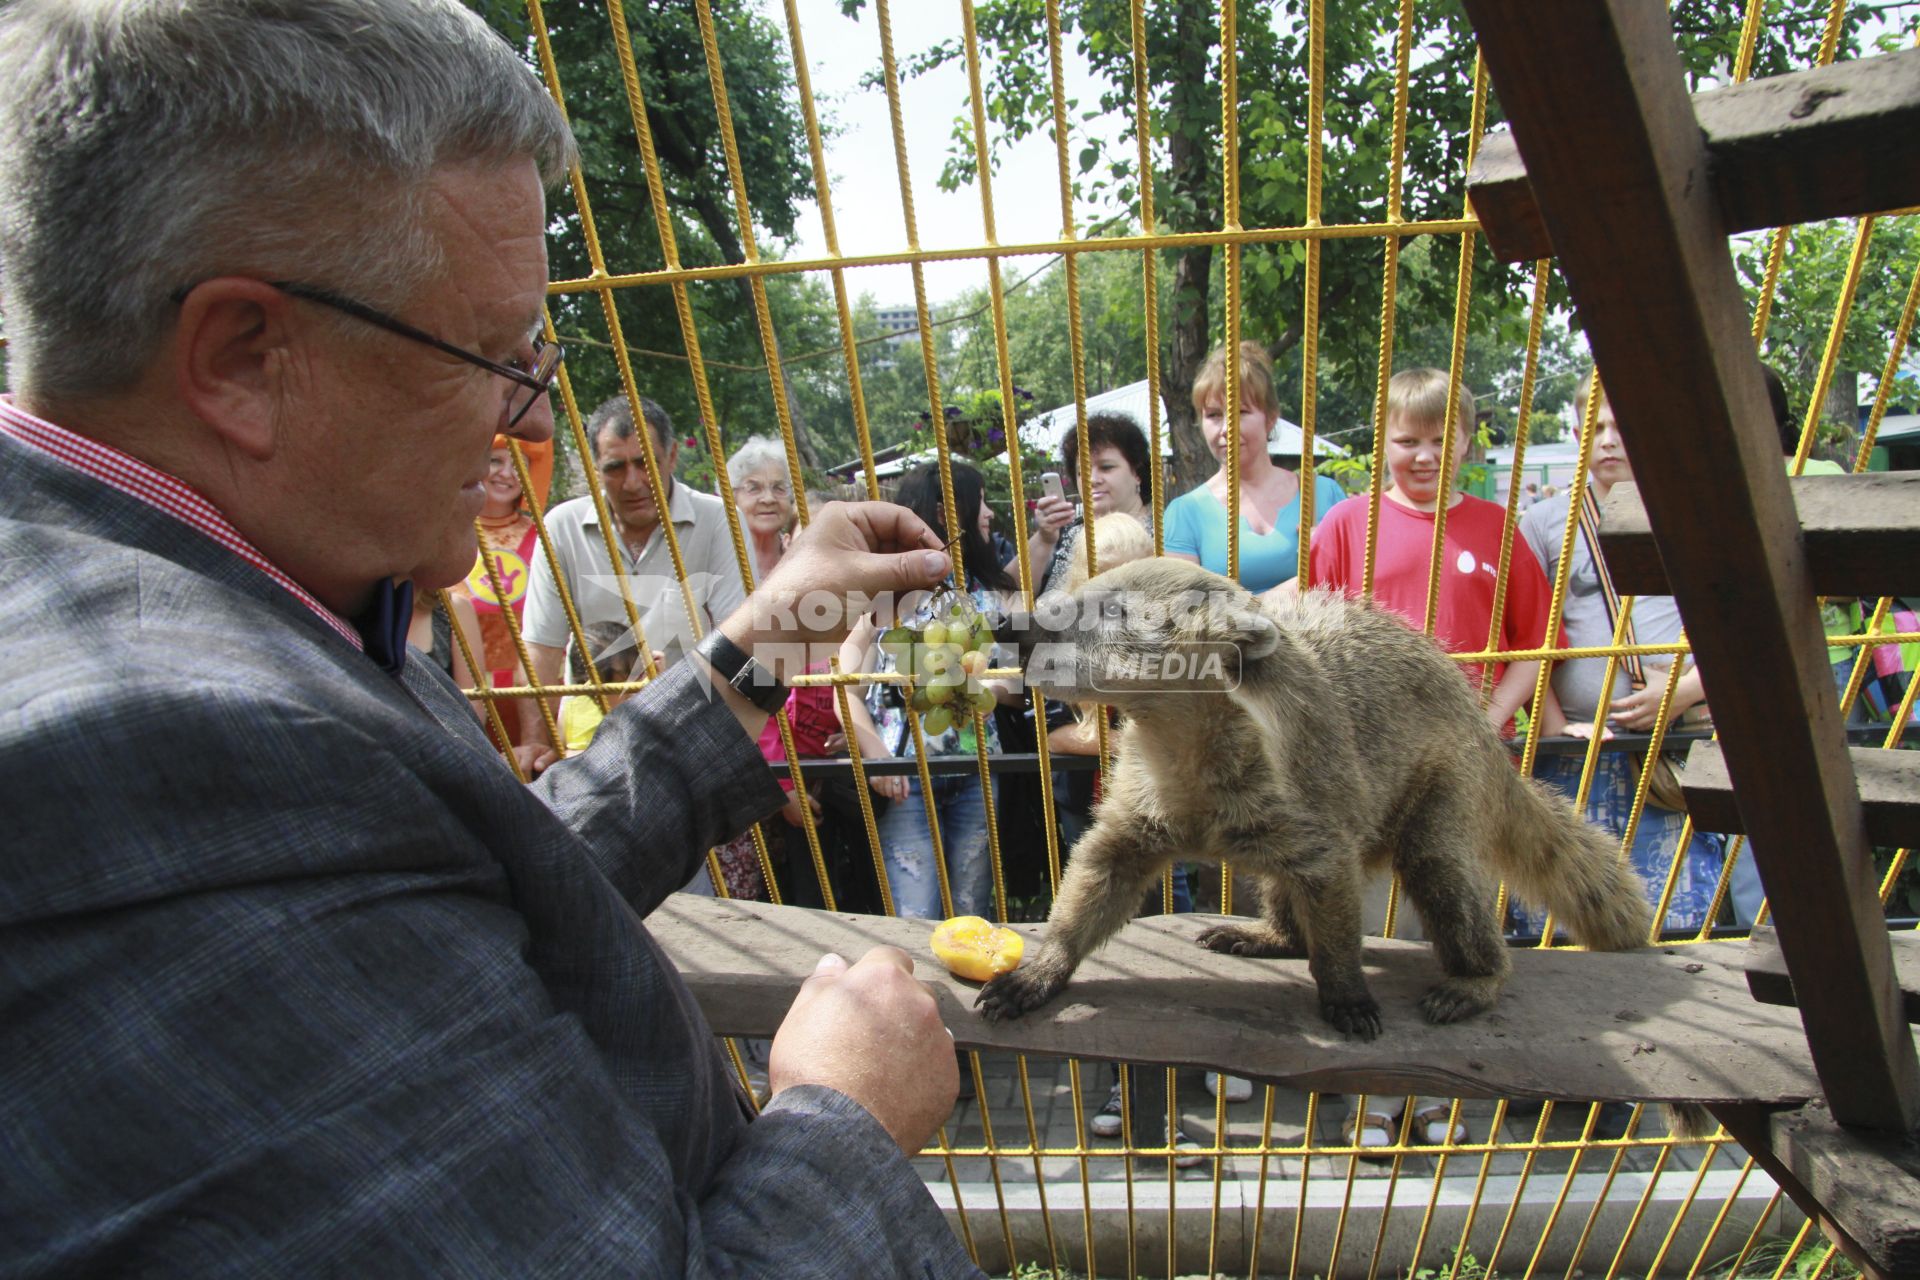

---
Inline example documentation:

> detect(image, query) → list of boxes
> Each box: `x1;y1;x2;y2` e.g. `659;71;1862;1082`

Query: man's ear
173;278;298;461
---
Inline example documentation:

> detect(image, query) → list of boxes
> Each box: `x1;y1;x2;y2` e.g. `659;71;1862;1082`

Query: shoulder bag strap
1574;487;1645;688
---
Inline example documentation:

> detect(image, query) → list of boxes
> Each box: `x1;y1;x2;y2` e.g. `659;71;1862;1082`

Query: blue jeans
877;773;994;920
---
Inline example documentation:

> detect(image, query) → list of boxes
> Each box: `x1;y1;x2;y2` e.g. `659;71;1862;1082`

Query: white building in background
873;304;919;347
1484;439;1587;503
836;377;1348;488
1020;378;1344;461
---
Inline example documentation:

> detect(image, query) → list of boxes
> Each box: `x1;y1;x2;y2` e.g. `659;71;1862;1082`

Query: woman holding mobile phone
1028;411;1155;597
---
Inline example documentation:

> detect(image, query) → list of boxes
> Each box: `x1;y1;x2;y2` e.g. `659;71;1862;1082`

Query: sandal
1351;1111;1396;1162
1406;1104;1468;1147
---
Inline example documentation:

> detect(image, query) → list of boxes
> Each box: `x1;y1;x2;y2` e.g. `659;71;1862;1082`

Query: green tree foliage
947;251;1171;419
1737;217;1920;461
475;0;833;494
838;0;1902;490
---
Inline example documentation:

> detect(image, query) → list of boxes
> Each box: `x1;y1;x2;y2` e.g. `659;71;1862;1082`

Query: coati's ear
1222;604;1281;658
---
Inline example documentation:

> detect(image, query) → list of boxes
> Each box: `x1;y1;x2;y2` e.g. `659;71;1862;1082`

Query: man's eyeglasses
172;279;562;430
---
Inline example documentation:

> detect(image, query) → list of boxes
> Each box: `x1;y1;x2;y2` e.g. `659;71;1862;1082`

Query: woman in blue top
1163;340;1345;592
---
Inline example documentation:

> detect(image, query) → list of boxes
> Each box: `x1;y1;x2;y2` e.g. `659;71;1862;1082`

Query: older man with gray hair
0;2;977;1276
516;391;747;776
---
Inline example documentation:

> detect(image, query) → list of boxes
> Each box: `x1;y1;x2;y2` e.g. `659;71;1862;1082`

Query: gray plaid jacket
0;431;981;1279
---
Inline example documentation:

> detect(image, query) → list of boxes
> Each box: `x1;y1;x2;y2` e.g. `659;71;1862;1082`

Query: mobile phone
1040;472;1066;503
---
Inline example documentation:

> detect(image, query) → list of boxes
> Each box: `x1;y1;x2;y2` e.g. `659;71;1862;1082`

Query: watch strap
696;629;789;713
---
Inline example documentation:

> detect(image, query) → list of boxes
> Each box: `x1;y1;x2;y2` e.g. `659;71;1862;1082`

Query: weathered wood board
1600;474;1920;598
1468;46;1920;263
1766;1100;1920;1278
1683;741;1920;847
654;894;1818;1107
1748;925;1920;1024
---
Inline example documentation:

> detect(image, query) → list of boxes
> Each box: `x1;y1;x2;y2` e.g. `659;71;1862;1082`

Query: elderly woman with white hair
726;435;797;585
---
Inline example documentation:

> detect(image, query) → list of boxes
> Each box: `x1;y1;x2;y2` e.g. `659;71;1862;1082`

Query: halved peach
929;915;1024;982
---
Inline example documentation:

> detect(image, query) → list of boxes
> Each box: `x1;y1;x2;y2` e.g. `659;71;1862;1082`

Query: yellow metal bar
1293;0;1326;588
1130;0;1166;559
545;217;1489;295
534;0;706;654
690;0;816;552
779;0;879;503
1519;366;1604;779
1418;54;1488;639
1217;0;1242;916
474;525;565;753
1358;0;1418;600
1685;1156;1762;1278
1479;260;1551;701
1791;217;1875;475
1855;233;1920;472
436;587;527;784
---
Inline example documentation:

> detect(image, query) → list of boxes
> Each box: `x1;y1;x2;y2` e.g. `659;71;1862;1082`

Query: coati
977;556;1653;1038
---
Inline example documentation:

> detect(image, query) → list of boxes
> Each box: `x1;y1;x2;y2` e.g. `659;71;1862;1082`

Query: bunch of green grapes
878;590;1000;738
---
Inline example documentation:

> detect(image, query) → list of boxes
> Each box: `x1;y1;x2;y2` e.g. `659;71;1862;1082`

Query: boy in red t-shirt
1307;368;1557;738
1303;368;1560;1155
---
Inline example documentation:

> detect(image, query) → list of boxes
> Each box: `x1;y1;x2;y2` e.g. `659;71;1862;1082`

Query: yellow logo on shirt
468;548;530;606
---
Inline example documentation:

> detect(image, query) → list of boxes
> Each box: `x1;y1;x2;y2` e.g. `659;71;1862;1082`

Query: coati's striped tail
1487;768;1653;952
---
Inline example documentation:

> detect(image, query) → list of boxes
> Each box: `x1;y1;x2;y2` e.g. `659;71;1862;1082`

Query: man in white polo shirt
517;394;748;772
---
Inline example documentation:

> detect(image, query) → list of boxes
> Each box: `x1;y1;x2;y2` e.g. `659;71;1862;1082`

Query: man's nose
505;389;557;446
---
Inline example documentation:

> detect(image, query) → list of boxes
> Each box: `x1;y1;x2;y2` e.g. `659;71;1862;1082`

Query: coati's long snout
996;560;1279;708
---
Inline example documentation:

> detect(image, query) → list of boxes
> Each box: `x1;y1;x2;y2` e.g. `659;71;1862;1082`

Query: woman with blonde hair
1163;340;1345;593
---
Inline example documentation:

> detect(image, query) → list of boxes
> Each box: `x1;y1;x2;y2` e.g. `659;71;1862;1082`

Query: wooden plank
1768;1099;1920;1277
1468;46;1920;262
1459;0;1920;1132
654;894;1821;1107
1600;473;1920;597
1683;742;1920;847
1747;926;1920;1024
1711;1102;1910;1280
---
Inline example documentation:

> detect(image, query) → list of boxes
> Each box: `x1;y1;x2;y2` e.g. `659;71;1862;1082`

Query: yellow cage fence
453;0;1920;1275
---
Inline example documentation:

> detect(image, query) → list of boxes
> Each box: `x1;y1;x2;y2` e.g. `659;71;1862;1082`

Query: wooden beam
1468;46;1920;262
1683;742;1920;847
1748;926;1920;1025
1599;474;1920;597
1458;0;1920;1132
1710;1102;1909;1280
653;895;1821;1106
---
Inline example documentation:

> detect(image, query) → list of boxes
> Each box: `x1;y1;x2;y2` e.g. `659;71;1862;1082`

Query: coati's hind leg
977;812;1179;1022
1196;874;1307;957
1393;787;1512;1025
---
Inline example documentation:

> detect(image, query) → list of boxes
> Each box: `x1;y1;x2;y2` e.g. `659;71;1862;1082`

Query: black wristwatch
695;628;789;713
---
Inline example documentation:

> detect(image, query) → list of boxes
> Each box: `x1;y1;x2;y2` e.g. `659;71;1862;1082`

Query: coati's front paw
1418;977;1501;1025
1319;992;1382;1041
1195;922;1305;958
976;966;1069;1022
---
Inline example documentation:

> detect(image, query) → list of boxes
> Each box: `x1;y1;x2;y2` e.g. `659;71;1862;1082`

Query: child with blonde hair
1307;367;1559;1154
1309;368;1556;737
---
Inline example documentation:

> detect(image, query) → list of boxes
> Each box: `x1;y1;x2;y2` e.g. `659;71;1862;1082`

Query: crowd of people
480;337;1818;1153
7;1;1904;1268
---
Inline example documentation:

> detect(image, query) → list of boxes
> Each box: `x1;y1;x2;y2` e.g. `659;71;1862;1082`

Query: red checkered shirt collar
0;396;363;651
